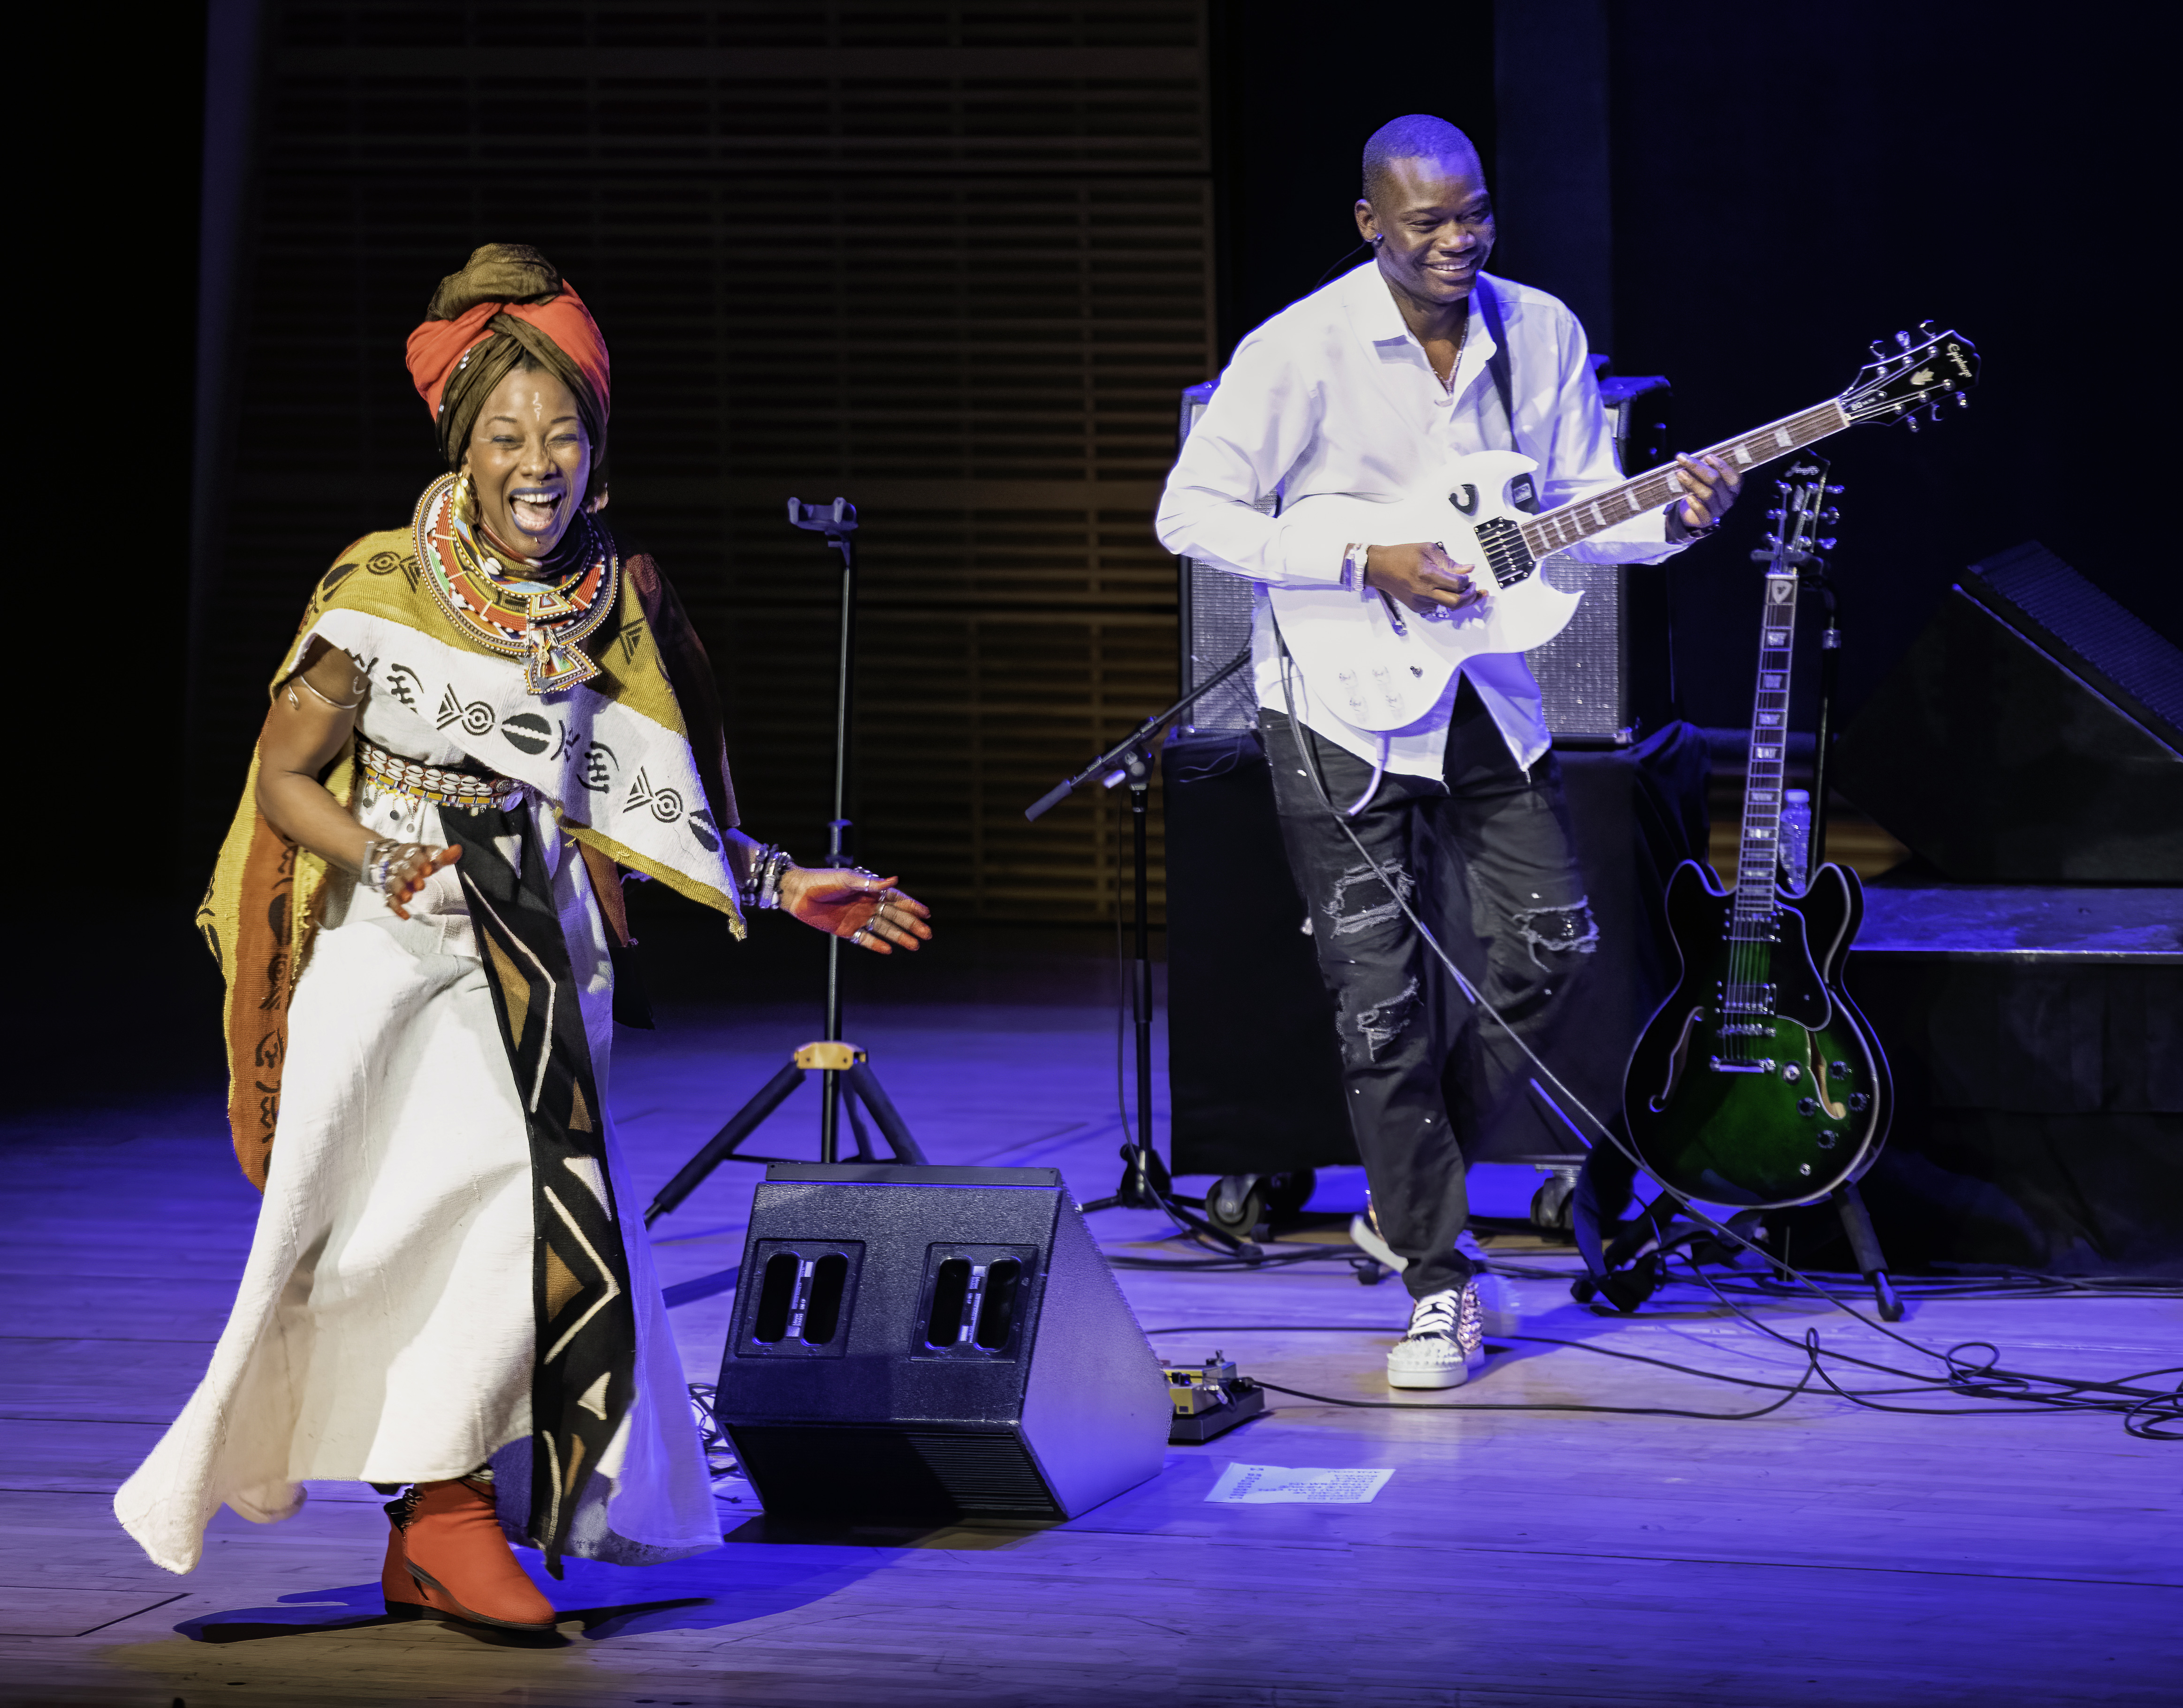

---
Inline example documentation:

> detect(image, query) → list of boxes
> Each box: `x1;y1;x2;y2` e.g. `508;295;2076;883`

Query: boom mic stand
1024;646;1257;1256
644;497;926;1229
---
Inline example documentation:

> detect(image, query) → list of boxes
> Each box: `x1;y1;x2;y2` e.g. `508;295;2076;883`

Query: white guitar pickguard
1269;449;1583;732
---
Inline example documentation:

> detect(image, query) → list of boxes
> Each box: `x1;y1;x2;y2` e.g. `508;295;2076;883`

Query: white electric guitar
1270;324;1979;731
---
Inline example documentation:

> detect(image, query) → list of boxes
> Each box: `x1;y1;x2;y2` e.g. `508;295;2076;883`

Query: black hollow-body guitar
1622;457;1894;1208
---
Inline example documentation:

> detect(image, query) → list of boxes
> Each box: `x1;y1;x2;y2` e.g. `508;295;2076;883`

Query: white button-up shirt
1156;261;1685;777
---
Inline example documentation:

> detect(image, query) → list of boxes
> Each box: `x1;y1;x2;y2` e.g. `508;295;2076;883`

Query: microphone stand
1024;646;1257;1256
643;497;927;1230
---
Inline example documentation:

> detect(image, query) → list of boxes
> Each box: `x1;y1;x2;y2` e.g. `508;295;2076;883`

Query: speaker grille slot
903;1431;1055;1512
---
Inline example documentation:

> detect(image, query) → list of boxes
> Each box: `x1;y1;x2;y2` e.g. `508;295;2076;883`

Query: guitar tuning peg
1870;340;1888;358
1955;391;1969;408
1895;330;1912;349
1917;319;1938;336
1906;416;1922;433
1817;537;1837;549
1929;403;1946;421
1819;509;1841;523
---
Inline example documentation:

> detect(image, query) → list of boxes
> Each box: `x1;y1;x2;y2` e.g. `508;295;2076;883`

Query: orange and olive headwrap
404;243;612;499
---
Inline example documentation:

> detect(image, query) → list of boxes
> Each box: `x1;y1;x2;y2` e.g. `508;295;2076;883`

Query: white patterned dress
115;678;718;1574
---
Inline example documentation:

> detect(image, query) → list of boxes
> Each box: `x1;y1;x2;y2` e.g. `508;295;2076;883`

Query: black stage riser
1835;542;2183;883
1822;957;2183;1276
714;1164;1170;1525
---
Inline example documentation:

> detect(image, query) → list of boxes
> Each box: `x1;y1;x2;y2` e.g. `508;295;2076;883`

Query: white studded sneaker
1386;1282;1485;1389
1355;1217;1519;1343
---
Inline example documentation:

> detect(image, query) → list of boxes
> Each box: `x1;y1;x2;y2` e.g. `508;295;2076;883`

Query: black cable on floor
1666;1250;2183;1434
1108;1247;1359;1272
1142;1315;2183;1433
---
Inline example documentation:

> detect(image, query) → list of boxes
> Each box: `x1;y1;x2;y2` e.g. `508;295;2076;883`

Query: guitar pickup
1708;1057;1777;1074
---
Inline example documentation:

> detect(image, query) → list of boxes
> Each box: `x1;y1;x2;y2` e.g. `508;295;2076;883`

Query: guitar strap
1473;277;1539;514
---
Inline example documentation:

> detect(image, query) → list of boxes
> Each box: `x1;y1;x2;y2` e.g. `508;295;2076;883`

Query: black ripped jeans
1262;683;1597;1301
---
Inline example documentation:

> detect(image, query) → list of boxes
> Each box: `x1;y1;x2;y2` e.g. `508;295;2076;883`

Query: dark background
34;0;2167;1096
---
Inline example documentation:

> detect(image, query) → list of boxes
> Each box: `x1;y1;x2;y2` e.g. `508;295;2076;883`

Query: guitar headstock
1839;323;1979;431
1762;455;1838;570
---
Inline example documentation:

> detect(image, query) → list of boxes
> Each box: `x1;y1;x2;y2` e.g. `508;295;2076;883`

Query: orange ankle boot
395;1477;557;1632
380;1506;427;1619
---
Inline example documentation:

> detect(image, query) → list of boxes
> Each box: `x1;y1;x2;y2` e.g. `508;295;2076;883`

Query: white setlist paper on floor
1205;1463;1394;1504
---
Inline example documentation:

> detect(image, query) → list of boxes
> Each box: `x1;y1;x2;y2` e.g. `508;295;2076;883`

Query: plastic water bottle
1778;788;1812;892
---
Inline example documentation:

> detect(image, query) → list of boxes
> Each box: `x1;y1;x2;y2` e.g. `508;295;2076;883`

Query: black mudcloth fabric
444;802;637;1575
1262;682;1598;1300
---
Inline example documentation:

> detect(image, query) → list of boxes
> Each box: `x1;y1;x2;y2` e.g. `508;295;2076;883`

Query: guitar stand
1830;1182;1904;1321
642;1041;926;1228
1571;1151;1905;1322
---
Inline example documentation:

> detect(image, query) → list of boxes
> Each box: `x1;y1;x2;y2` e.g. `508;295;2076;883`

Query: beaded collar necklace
412;473;618;694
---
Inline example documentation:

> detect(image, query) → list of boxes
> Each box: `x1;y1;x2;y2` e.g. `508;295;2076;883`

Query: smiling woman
115;244;933;1637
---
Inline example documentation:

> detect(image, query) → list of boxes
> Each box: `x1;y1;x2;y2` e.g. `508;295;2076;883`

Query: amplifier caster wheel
1207;1174;1266;1240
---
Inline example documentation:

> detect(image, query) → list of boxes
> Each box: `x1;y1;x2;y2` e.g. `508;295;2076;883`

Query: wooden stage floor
3;951;2177;1707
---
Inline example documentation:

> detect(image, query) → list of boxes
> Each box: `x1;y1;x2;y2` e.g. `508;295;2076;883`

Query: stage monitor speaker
714;1163;1170;1525
1173;373;1676;747
1833;541;2183;882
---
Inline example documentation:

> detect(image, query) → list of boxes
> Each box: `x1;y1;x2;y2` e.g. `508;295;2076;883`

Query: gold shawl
198;512;742;1187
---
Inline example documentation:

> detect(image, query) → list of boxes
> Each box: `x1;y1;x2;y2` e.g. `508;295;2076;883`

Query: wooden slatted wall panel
210;1;1214;920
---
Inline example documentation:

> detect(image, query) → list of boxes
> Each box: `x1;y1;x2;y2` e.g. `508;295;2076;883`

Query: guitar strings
1269;646;2178;1438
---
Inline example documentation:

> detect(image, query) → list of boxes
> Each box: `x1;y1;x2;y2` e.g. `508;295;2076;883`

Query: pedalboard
1163;1351;1267;1444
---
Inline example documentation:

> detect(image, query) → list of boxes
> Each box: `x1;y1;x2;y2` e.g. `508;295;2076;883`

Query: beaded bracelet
361;837;407;895
748;845;794;911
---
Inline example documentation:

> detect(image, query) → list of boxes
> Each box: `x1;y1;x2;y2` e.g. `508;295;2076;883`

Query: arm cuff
1274;519;1363;586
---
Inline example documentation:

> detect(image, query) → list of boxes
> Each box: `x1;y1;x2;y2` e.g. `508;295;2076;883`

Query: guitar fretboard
1517;401;1850;559
1732;580;1802;941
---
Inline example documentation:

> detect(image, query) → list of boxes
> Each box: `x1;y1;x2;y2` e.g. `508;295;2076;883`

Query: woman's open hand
779;868;933;954
372;841;464;921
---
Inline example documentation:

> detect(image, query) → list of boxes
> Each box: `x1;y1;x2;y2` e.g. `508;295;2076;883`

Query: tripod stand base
643;1042;928;1227
1079;1144;1260;1257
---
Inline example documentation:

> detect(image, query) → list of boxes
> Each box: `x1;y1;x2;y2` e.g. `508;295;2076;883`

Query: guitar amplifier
1177;382;1263;732
1173;373;1675;744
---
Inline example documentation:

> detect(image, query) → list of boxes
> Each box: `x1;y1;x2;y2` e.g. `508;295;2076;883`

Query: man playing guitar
1156;114;1741;1387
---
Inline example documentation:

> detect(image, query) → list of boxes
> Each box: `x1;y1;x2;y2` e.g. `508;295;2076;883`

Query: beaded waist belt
356;737;526;810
